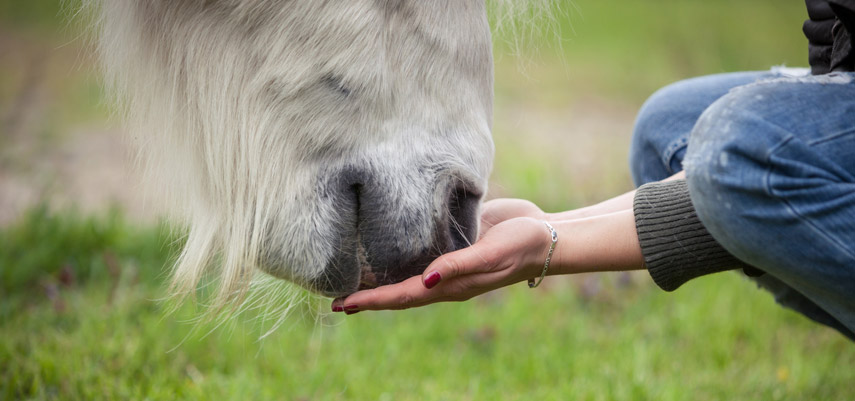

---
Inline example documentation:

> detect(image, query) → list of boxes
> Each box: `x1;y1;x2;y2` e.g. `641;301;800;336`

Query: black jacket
805;0;855;73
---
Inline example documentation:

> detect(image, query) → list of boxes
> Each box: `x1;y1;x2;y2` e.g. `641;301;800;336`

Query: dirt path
0;31;157;225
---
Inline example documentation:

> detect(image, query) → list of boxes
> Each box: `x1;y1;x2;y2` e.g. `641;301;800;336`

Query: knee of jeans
629;100;660;185
683;86;784;257
628;130;657;186
685;83;785;172
629;85;688;185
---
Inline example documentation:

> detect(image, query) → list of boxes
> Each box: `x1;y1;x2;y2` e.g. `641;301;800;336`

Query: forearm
547;209;645;275
336;210;648;313
338;173;741;313
546;171;686;221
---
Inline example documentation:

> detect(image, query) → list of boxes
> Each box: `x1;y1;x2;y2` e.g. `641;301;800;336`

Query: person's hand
331;217;552;313
479;198;546;235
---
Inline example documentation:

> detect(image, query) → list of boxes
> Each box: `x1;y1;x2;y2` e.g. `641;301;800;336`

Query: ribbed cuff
633;179;748;291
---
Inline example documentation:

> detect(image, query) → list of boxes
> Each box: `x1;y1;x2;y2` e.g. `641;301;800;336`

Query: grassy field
2;0;854;400
3;209;854;400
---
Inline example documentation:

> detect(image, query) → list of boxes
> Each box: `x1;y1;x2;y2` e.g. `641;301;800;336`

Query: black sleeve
829;0;855;71
633;179;753;291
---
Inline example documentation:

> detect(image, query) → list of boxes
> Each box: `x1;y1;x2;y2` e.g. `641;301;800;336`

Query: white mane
80;0;557;317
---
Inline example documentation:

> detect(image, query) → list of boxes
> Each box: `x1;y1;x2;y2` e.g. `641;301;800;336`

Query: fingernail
424;271;442;289
344;304;359;312
331;298;344;312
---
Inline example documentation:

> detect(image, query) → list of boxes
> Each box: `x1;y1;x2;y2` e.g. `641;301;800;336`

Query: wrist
548;210;644;275
526;220;557;288
498;217;557;281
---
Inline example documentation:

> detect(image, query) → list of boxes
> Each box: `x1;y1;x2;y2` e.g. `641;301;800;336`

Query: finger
340;275;438;311
419;268;519;304
479;200;509;233
481;201;502;229
338;274;500;313
479;200;514;233
335;264;522;313
478;214;502;239
421;241;500;289
479;199;545;232
450;266;519;291
479;212;500;234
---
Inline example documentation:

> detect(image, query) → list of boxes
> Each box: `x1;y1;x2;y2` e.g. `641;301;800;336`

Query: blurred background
2;0;853;400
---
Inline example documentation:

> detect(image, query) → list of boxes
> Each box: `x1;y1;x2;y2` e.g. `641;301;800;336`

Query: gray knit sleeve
633;179;749;291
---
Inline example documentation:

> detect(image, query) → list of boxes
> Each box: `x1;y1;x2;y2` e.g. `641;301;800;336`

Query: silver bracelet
528;220;558;288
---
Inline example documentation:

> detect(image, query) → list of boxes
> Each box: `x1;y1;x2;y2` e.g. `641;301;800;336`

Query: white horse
86;0;550;305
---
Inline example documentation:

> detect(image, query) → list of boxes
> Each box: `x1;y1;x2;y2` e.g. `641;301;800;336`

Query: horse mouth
358;268;378;291
351;233;435;293
345;184;482;293
356;240;378;290
312;175;482;297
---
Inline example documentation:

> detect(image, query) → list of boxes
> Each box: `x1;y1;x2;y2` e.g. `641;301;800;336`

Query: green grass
2;210;853;400
3;0;854;399
489;0;808;212
494;0;807;105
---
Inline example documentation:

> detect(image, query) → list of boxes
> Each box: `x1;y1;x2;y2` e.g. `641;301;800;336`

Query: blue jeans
629;68;855;340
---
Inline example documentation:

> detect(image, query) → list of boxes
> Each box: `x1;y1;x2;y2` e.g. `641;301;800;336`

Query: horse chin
313;241;442;297
350;237;451;293
356;243;378;291
357;268;378;291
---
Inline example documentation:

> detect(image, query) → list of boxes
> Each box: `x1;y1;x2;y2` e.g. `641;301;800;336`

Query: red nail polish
331;297;345;312
424;271;442;289
344;304;359;312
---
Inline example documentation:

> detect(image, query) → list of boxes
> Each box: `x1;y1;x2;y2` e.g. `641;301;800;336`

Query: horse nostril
446;185;480;251
319;167;484;290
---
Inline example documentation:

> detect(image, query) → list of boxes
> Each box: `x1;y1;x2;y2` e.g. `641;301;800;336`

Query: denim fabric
630;71;776;185
629;69;855;339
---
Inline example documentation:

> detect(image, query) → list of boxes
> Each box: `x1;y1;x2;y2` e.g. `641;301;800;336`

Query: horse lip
357;272;378;291
356;238;378;290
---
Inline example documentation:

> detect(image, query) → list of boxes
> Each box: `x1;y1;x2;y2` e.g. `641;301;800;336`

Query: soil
0;31;158;225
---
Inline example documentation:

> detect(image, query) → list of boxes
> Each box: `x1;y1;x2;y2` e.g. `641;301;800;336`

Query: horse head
92;1;499;300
